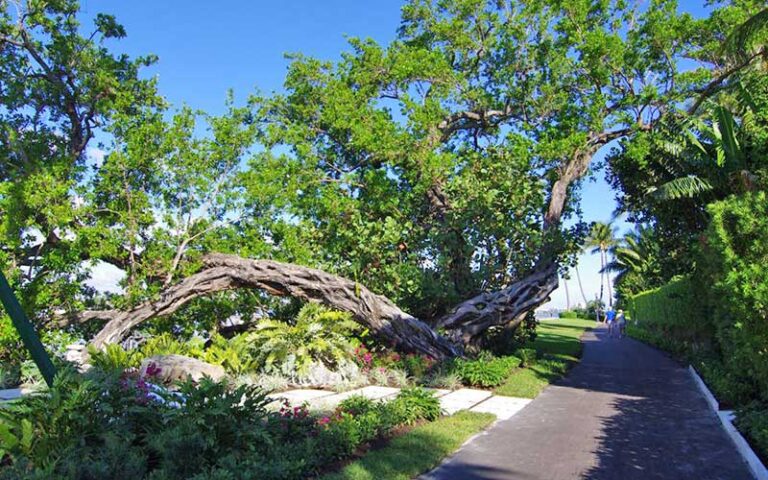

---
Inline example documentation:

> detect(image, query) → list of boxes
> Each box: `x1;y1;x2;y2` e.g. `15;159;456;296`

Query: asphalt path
423;324;753;480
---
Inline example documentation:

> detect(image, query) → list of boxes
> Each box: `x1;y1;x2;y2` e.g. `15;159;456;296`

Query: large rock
140;354;226;384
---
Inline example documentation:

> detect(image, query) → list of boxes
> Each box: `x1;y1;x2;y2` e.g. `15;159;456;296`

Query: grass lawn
319;411;495;480
494;317;593;398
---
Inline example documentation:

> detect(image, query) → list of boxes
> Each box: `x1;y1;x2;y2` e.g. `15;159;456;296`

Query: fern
88;344;141;372
248;304;360;376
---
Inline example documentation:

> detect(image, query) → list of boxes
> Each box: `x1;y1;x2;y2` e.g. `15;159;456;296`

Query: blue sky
80;0;709;308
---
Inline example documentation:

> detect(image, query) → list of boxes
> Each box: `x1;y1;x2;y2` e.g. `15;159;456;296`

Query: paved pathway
422;325;754;480
268;385;531;420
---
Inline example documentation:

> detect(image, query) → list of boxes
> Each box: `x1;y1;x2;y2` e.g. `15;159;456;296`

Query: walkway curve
423;325;754;480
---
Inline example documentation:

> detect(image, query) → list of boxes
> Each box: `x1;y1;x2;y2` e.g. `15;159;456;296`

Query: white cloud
84;261;125;294
86;147;107;167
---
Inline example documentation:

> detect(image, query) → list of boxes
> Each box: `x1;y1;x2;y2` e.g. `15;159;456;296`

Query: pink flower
144;362;162;378
318;416;331;426
363;353;373;364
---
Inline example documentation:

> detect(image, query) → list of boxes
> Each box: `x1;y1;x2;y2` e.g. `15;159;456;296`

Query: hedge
627;277;712;345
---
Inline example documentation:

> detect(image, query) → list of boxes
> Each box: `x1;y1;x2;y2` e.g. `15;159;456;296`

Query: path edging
688;365;767;480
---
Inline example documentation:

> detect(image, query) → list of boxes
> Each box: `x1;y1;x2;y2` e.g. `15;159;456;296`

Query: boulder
140;354;226;384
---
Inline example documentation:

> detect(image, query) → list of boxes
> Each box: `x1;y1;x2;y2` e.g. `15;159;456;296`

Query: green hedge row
627;277;712;345
558;310;591;320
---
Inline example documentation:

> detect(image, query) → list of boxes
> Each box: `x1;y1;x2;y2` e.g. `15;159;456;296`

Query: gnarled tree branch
84;253;461;359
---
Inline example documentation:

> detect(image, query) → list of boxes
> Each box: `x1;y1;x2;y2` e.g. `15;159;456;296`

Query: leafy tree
0;0;159;315
3;0;766;359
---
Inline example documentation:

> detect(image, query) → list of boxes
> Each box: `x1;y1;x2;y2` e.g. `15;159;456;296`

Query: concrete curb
687;365;719;412
688;366;767;480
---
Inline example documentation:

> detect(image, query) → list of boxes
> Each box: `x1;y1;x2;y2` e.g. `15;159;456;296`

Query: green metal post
0;271;56;387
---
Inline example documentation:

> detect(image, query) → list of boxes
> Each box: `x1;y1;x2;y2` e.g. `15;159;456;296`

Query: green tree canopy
2;0;765;357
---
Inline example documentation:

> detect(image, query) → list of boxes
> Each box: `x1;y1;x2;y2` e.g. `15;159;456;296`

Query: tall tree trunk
575;265;589;306
605;251;613;307
564;272;571;310
598;248;605;305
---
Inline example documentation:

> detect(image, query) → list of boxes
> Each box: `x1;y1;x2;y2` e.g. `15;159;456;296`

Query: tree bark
84;254;461;359
575;265;589;306
435;263;558;345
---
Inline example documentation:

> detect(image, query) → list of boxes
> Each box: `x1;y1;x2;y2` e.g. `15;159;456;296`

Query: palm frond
722;8;768;62
647;175;713;201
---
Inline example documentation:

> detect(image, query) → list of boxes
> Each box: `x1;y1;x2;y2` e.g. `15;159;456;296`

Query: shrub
455;355;520;387
88;343;142;372
426;370;462;390
249;304;361;376
627;277;711;345
0;368;448;478
703;191;768;401
516;348;537;367
481;312;538;356
337;395;377;416
735;403;768;463
387;387;442;424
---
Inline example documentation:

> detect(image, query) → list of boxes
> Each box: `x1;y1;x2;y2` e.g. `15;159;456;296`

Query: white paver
268;388;335;407
308;386;396;411
425;388;452;398
469;396;531;420
439;388;493;414
267;386;529;421
279;386;401;410
354;385;401;399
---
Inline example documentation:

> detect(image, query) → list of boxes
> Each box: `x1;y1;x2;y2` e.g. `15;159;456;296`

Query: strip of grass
494;317;593;398
319;411;495;480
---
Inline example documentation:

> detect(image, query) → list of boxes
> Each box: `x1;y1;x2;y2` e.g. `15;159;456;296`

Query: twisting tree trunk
73;254;460;359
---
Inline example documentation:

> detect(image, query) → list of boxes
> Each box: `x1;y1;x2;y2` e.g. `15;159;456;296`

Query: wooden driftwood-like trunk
83;254;462;359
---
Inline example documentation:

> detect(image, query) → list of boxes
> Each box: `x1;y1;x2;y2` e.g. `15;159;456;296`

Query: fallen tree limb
86;254;461;359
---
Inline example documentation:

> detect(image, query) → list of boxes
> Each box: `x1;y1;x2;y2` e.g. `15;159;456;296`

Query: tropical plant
454;355;520;388
574;265;590;307
644;105;758;203
387;387;442;425
201;333;259;375
88;343;142;372
584;222;618;307
603;225;664;301
248;304;361;376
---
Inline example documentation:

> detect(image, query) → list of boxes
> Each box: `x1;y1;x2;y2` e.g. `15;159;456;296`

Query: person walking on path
616;309;626;338
605;307;616;337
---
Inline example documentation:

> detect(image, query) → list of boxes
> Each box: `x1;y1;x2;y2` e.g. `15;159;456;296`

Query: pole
0;271;56;387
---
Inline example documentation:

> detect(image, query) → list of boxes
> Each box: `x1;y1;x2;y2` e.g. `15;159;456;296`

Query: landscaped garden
2;0;767;477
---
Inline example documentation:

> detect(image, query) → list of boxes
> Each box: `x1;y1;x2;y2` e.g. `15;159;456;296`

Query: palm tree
646;104;757;202
562;271;571;310
584;222;618;307
574;264;589;307
602;225;660;298
723;7;768;63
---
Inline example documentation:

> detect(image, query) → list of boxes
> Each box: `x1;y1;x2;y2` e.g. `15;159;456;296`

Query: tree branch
82;254;461;359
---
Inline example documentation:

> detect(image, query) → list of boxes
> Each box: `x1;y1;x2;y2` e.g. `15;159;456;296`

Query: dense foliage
627;277;711;346
0;369;444;479
2;0;751;369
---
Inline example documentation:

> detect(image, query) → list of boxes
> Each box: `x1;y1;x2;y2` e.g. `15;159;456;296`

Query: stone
469;396;531;420
438;388;493;414
140;354;226;383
